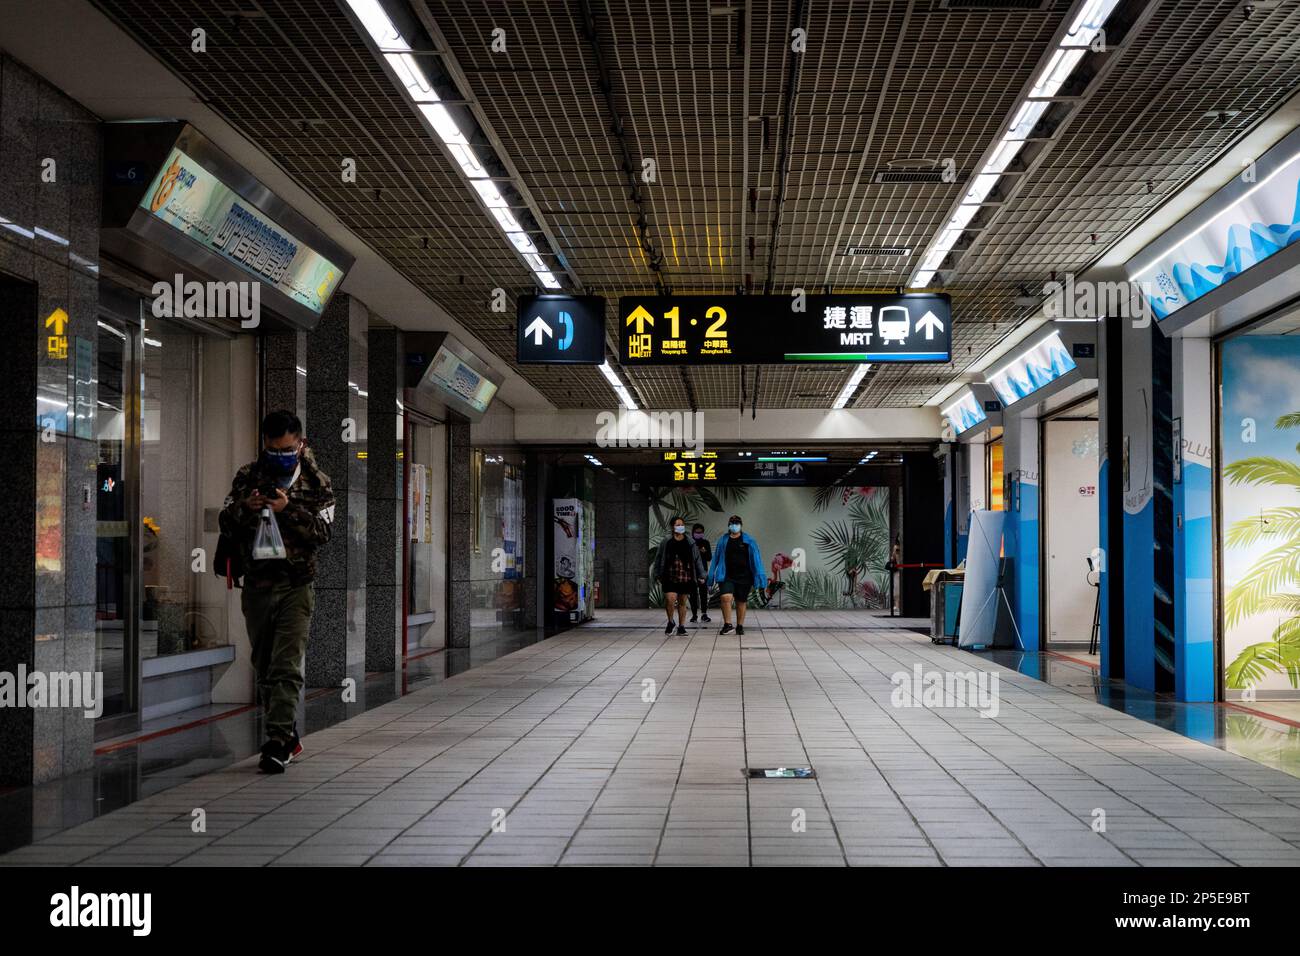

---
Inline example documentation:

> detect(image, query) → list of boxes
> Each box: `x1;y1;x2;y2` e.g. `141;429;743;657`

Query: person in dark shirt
653;515;706;636
220;410;334;773
706;515;767;637
688;523;712;624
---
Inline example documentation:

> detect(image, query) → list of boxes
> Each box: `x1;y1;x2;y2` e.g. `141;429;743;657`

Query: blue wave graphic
1150;177;1300;319
993;338;1077;405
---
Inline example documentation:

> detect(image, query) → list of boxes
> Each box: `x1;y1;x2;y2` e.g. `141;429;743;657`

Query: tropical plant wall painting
647;484;896;610
1221;336;1300;694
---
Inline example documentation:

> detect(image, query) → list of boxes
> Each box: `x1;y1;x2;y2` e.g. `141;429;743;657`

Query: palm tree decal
805;489;891;609
646;484;891;610
1223;410;1300;689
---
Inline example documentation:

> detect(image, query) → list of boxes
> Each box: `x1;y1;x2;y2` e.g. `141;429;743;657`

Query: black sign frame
517;294;607;365
618;293;951;365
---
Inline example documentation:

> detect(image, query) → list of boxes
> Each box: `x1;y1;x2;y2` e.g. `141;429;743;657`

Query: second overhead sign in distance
619;293;951;365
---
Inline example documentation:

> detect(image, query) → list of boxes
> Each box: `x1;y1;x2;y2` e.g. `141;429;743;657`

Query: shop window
1219;336;1300;699
470;451;526;634
138;318;232;658
988;441;1005;511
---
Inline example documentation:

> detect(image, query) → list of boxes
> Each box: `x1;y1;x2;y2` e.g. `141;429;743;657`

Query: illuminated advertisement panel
943;390;987;435
426;346;498;415
987;332;1077;408
140;147;344;314
1127;147;1300;320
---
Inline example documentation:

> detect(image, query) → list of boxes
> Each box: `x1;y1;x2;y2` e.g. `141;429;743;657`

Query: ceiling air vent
938;0;1052;9
874;169;948;184
845;245;912;257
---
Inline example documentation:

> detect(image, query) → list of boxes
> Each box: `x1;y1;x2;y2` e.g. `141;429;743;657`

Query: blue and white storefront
942;323;1099;654
1103;121;1300;704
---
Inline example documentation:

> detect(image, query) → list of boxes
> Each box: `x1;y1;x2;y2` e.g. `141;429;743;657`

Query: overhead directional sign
517;294;606;364
618;294;951;364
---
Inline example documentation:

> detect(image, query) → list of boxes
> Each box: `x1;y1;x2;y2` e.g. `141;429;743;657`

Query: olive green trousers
240;580;314;740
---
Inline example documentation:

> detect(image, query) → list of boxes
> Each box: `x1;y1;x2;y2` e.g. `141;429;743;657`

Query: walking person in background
707;515;766;636
688;522;712;624
654;515;706;636
221;410;335;774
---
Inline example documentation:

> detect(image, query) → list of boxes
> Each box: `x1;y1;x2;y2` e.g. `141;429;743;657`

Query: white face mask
673;525;685;534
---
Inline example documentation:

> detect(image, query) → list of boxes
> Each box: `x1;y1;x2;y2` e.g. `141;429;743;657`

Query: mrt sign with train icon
619;294;951;365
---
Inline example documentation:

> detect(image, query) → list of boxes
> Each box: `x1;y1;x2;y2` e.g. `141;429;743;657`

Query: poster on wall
553;498;582;620
1220;336;1300;697
36;447;65;573
647;485;896;609
581;498;596;617
408;463;431;544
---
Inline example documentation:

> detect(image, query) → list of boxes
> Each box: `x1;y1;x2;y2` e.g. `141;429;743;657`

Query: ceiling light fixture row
908;0;1122;289
343;0;562;290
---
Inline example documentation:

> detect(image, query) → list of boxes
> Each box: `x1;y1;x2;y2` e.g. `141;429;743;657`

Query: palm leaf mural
1223;541;1300;629
1275;412;1300;430
714;485;748;507
647;486;705;536
1224;456;1300;492
1223;411;1300;689
783;570;846;609
1225;508;1300;548
812;486;837;512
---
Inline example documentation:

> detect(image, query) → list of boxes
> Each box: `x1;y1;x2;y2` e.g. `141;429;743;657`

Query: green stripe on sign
782;353;872;360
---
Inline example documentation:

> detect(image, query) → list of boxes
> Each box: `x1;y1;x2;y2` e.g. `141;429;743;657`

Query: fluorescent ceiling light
1062;0;1121;47
1006;100;1048;140
947;205;978;232
1029;47;1085;99
492;208;523;232
470;179;507;207
346;0;409;51
832;363;872;409
599;361;638;410
448;143;487;178
348;0;567;292
962;173;999;206
507;232;538;253
921;249;948;272
385;53;439;102
933;229;962;253
984;137;1024;175
418;103;466;144
908;0;1121;293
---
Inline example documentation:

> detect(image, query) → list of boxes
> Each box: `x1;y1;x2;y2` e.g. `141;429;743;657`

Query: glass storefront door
405;413;447;653
93;291;241;732
94;313;140;725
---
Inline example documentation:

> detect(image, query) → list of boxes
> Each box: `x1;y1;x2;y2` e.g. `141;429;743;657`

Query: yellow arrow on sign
625;305;654;334
45;307;68;336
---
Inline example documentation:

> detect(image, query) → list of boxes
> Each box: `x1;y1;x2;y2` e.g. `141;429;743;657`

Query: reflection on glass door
95;318;137;721
406;415;447;652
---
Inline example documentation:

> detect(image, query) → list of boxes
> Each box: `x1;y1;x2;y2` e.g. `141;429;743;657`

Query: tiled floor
4;609;1300;867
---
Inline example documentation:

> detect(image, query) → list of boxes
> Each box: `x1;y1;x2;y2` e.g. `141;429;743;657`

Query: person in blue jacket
707;514;766;636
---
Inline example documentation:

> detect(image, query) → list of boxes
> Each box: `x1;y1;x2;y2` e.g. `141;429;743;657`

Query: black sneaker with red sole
258;737;292;774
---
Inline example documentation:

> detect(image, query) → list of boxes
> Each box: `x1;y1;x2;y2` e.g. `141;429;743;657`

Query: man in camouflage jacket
221;410;334;773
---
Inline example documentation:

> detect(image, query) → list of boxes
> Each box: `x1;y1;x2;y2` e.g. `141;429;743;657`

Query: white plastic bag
252;506;288;560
